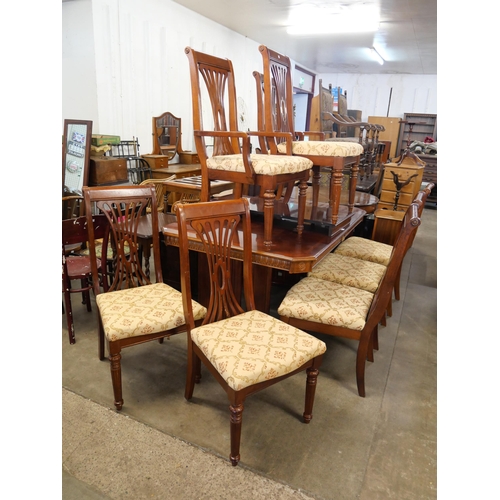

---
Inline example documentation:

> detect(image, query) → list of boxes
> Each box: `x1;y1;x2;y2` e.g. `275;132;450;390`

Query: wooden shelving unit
397;113;437;156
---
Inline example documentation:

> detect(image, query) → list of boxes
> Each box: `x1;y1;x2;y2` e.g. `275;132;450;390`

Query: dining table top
160;206;365;274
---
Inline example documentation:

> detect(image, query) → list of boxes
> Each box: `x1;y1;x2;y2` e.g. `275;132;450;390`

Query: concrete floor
62;206;437;500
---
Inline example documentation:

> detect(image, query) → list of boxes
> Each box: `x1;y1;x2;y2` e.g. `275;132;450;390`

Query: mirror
151;112;181;160
62;119;93;196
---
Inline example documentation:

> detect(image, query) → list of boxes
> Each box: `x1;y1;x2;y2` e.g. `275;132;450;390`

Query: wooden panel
378;163;424;211
368;116;400;159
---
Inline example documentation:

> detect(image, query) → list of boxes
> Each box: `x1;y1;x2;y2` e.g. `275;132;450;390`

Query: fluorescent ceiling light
287;4;379;35
371;47;384;65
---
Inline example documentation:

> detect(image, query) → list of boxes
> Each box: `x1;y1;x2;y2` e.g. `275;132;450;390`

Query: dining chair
184;46;313;247
334;184;434;302
278;201;421;397
83;185;207;411
139;176;177;213
258;45;365;225
62;213;108;344
253;70;380;214
176;197;326;466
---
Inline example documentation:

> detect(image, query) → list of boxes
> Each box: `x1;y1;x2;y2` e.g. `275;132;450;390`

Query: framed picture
62;119;92;196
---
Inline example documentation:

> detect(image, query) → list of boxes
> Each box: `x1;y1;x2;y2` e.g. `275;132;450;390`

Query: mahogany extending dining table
160;204;365;312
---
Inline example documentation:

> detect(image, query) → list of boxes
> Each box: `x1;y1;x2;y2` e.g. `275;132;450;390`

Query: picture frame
62;119;93;196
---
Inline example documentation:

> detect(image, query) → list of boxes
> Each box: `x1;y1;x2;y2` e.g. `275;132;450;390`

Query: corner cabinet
397;113;437;156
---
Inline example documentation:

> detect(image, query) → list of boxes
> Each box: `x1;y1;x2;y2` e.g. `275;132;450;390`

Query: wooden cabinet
368;116;401;159
142;154;169;170
378;161;424;211
418;153;437;204
397;113;437;156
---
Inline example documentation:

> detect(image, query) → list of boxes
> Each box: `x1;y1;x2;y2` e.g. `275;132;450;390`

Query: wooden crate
89;156;128;186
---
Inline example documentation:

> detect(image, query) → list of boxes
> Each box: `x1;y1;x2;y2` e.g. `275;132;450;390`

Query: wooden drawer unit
378;162;424;211
178;151;200;164
89;156;128;186
141;154;169;170
418;154;437;203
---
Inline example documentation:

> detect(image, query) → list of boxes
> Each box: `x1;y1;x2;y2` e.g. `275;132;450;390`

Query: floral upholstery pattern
308;253;386;293
334;237;392;266
278;276;374;331
277;141;364;157
79;240;130;260
190;309;326;391
96;283;207;342
206;153;312;174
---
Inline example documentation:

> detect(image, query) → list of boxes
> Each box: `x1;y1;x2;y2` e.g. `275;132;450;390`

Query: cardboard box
91;134;121;146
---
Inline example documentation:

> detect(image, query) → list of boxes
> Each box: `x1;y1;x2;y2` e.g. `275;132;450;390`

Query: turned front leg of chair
262;189;277;246
311;166;322;208
329;159;344;225
347;161;360;213
108;343;124;411
296;178;308;236
303;365;320;423
229;402;244;466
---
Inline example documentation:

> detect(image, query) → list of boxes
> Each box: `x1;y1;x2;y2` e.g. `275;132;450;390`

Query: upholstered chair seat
96;282;207;343
207;153;312;175
308;253;386;293
190;309;326;391
277;141;364;158
334;236;393;266
278;276;374;331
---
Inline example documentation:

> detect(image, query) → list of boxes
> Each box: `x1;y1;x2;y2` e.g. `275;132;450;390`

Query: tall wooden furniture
377;152;425;211
368;116;400;159
185;46;312;247
419;154;437;204
150;111;181;159
176;198;326;466
397;113;437;156
83;185;207;411
278;202;421;397
258;46;364;225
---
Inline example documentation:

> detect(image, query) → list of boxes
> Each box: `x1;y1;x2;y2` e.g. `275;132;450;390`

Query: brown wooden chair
335;184;434;303
253;71;380;215
184;46;313;247
176;197;326;466
83;185;207;411
62;213;108;344
258;45;365;225
278;201;421;397
139;176;176;213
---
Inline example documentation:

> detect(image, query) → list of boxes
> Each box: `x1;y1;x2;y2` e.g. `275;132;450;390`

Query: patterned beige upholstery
277;141;364;157
96;283;207;342
277;276;374;331
190;309;326;391
308;253;386;293
79;240;130;260
206;153;312;174
334;237;392;266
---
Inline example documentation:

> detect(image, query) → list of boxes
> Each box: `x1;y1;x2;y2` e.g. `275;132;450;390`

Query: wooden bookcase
397;113;437;156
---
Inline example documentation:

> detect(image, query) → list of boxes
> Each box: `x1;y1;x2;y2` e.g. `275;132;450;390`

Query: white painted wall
62;0;437;154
